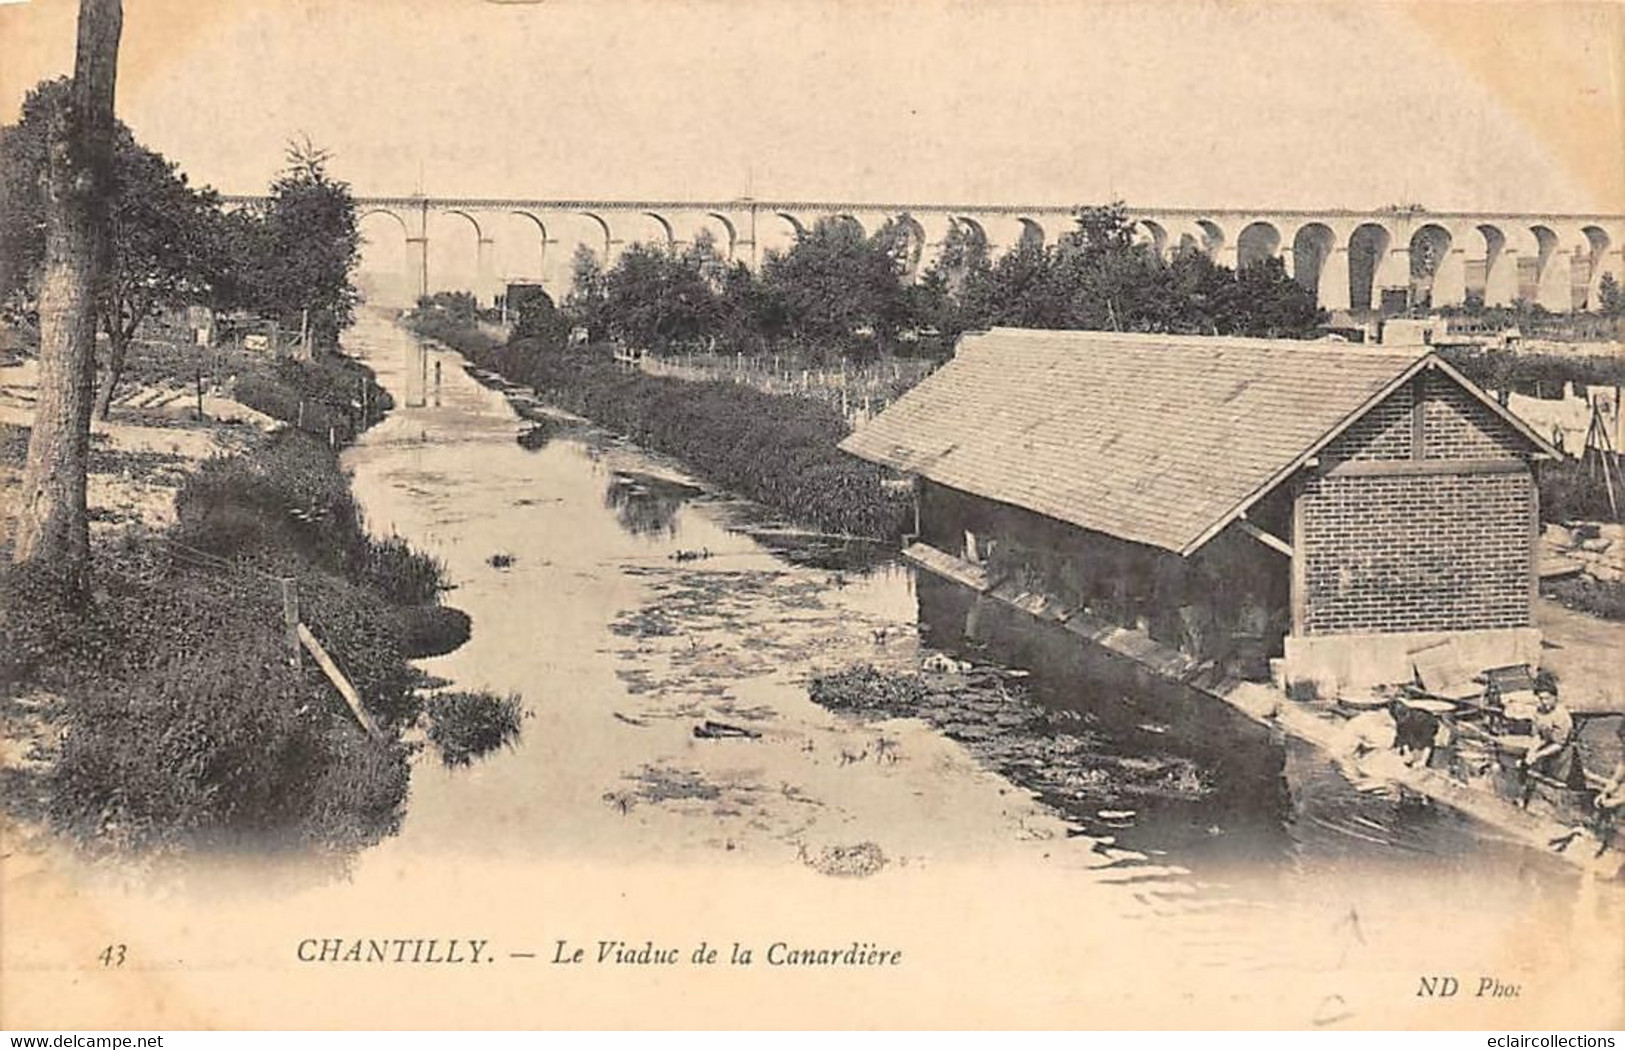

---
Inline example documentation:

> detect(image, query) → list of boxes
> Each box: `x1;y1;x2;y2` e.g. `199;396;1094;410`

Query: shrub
1537;458;1622;524
1543;576;1625;622
356;534;446;605
50;627;409;852
173;431;360;567
1438;346;1625;394
294;569;423;729
397;604;472;659
424;690;524;767
0;561;113;689
3;343;448;856
809;664;925;713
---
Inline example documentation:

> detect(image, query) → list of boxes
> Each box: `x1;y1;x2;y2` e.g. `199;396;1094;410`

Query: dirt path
0;358;274;548
1536;598;1625;714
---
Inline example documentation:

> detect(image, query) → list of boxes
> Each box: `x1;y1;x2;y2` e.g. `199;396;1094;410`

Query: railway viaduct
225;195;1625;315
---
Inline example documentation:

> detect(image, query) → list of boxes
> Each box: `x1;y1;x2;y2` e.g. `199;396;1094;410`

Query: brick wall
1299;468;1533;635
1323;371;1529;463
1418;371;1528;460
1331;382;1414;461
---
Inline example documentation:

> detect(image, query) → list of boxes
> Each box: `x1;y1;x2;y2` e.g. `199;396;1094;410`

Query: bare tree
10;0;123;594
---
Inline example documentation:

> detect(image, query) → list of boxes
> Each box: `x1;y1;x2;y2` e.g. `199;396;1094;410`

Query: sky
2;0;1621;215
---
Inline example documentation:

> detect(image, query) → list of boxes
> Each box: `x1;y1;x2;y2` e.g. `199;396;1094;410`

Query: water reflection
603;470;699;538
516;420;559;451
746;529;899;574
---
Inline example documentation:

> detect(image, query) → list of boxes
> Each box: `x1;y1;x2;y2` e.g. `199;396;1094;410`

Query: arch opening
887;215;928;281
1017;217;1047;253
1236;222;1282;271
952;216;989;251
579;211;614;262
1408;224;1454;309
1133;219;1167;258
832;213;866;238
1348;223;1392;312
1291;223;1336;297
508;211;550;286
1582;225;1613;310
357;209;412;307
425;209;484;300
704;212;739;261
636;211;677;250
1528;225;1565;309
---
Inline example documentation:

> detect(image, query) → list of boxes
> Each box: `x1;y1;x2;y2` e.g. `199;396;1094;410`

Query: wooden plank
1410;377;1426;460
902;541;990;592
1323;457;1526;478
1237;517;1293;557
297;623;383;740
1290;489;1307;637
1528;473;1541;616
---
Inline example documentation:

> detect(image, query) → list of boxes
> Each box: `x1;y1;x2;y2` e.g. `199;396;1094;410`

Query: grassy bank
408;316;910;539
0;334;513;854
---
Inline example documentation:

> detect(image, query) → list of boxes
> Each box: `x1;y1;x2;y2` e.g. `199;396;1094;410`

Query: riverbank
403;313;910;539
0;328;495;858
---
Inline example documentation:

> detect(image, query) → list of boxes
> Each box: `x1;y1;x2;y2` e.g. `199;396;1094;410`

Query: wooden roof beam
1237;516;1294;558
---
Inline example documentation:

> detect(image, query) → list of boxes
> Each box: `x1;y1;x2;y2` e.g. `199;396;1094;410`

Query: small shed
840;328;1560;691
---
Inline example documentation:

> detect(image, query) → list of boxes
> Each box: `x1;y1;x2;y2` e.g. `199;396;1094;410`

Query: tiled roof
843;329;1464;555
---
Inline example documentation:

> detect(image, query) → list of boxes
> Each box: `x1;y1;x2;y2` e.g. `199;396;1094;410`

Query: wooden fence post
281;577;301;671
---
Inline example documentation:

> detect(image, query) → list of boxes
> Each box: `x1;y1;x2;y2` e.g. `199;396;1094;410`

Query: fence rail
635;351;938;428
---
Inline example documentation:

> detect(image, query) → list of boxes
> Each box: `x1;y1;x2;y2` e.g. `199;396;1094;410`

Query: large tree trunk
10;0;123;593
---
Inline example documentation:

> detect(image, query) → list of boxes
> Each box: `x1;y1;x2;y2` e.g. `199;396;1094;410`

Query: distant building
841;329;1560;691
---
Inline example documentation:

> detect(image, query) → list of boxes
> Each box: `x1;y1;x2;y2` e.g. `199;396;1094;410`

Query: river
5;312;1616;1029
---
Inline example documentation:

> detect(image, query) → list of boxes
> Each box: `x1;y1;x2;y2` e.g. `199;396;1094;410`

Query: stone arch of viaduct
260;196;1624;314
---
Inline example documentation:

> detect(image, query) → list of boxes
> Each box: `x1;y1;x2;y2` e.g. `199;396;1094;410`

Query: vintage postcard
1;0;1622;1031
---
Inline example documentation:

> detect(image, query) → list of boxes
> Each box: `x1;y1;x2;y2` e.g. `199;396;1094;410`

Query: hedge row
410;317;909;539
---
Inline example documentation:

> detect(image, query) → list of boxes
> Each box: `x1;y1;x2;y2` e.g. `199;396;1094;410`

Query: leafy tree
927;202;1324;340
1062;202;1140;261
416;290;478;323
926;220;992;297
717;258;785;350
2;79;225;417
0;81;65;305
94;130;222;417
509;285;569;347
1599;272;1624;318
759;216;917;352
1224;256;1325;336
11;0;123;593
565;244;607;340
917;220;993;336
975;242;1067;329
250;140;360;350
601;239;722;352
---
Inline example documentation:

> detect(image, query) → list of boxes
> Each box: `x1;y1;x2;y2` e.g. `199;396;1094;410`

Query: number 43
98;944;127;968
